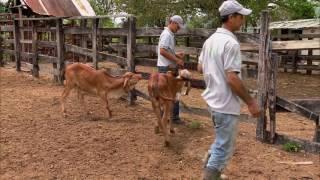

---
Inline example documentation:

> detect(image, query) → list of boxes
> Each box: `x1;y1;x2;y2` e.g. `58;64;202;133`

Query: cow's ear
123;72;134;78
166;71;174;76
176;76;183;81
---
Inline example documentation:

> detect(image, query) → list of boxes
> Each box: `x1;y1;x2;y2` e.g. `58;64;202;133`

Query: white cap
219;0;252;16
170;15;185;29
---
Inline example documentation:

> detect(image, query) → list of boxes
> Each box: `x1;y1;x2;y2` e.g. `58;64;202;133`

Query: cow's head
176;69;192;96
123;72;143;91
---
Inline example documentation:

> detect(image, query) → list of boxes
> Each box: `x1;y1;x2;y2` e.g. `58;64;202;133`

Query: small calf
148;69;191;146
61;63;142;118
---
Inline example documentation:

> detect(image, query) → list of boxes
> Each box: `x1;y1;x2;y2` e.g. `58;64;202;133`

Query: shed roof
21;0;96;17
269;19;320;29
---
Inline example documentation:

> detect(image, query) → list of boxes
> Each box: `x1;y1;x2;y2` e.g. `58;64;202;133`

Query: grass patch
283;142;301;153
188;121;201;129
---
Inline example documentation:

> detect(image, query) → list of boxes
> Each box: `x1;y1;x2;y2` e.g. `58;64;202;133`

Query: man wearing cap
157;15;185;124
198;0;260;179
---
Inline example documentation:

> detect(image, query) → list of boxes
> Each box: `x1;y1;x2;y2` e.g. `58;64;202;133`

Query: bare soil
0;64;319;179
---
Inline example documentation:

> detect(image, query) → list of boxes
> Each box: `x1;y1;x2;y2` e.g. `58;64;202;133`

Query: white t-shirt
157;27;176;67
198;28;242;115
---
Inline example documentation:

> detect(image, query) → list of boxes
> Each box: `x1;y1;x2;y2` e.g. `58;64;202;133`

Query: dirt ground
0;64;320;179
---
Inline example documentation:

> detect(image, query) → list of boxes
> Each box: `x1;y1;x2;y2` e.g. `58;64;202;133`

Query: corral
0;8;320;179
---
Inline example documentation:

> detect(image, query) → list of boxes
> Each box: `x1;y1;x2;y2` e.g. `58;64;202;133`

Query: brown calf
148;69;191;146
61;63;142;118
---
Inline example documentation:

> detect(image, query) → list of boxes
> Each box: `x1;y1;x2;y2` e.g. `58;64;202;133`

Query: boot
202;167;221;180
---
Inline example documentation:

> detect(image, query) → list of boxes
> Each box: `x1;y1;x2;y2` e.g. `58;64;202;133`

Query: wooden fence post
80;19;88;62
56;18;64;84
185;37;190;62
315;118;320;143
268;53;278;143
0;35;3;67
31;20;39;77
118;21;128;69
13;19;21;71
127;16;137;105
306;50;312;75
92;18;99;69
18;7;26;63
292;50;298;73
256;10;271;142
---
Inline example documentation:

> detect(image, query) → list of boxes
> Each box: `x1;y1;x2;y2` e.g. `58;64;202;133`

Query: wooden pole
18;7;25;63
80;19;88;62
292;50;298;73
256;10;271;142
0;35;3;67
98;20;103;58
306;49;312;75
185;37;190;62
56;19;65;84
269;53;278;143
127;16;137;105
13;20;21;71
92;18;99;69
118;21;128;69
315;118;320;143
31;20;39;77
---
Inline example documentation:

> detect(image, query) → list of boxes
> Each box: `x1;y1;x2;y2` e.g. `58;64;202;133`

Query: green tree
88;0;114;27
89;0;318;28
0;1;8;13
272;0;316;20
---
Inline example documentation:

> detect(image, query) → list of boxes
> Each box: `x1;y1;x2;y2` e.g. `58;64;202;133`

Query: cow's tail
158;94;175;101
61;67;67;86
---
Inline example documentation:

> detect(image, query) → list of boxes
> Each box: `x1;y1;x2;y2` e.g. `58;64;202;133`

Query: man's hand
197;63;203;73
160;48;184;68
226;71;261;118
176;59;184;68
176;52;185;59
247;100;260;118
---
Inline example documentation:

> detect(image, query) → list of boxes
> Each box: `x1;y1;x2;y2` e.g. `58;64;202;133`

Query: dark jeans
158;66;180;121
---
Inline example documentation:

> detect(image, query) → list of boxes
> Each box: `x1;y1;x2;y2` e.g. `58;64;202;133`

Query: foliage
88;0;319;28
283;142;301;153
88;0;114;27
188;121;201;129
0;2;8;13
271;0;316;20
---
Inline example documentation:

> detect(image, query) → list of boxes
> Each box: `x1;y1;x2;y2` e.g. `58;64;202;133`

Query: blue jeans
206;111;239;171
158;66;180;121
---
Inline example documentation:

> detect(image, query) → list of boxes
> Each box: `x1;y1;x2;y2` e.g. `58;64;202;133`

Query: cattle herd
60;63;192;146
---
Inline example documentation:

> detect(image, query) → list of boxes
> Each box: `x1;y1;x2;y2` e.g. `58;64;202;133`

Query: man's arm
197;63;203;74
176;52;185;59
160;48;184;66
226;71;260;117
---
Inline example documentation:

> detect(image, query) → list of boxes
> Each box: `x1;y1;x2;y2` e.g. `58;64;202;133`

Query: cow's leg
162;101;171;147
151;98;162;134
168;102;175;134
61;85;73;117
103;95;112;119
77;89;88;116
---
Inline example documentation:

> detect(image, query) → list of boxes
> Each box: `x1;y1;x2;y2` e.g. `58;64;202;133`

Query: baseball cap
170;15;185;29
219;0;252;16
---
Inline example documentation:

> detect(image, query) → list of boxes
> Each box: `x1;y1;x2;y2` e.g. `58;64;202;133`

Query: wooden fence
271;29;320;75
0;13;319;153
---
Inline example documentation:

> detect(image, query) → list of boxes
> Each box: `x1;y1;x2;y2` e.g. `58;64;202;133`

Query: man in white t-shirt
157;15;185;124
198;1;260;179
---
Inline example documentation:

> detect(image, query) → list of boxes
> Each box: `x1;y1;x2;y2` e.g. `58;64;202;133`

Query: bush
188;121;201;129
283;142;301;153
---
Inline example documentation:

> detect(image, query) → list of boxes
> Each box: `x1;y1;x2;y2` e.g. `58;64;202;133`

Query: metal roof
22;0;96;17
269;19;320;29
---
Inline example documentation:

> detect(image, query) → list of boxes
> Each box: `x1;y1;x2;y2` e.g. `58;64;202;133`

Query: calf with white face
148;69;192;146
